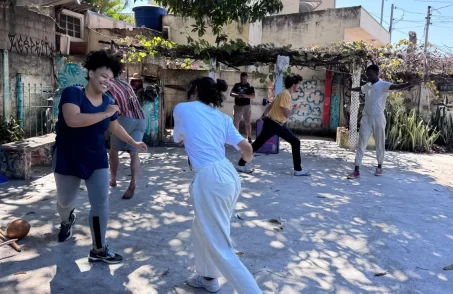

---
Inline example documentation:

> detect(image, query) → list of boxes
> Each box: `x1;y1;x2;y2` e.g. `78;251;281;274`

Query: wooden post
208;58;216;80
349;62;361;151
274;55;290;96
323;67;332;128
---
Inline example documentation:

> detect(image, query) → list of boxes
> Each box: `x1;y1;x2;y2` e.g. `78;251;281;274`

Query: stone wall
0;6;56;135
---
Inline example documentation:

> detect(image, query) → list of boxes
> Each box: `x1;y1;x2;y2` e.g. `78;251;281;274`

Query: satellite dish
299;0;322;13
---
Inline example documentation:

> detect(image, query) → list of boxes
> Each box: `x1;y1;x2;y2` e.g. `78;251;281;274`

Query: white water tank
299;0;322;13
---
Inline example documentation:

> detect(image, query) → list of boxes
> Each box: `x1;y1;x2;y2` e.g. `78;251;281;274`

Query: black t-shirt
231;83;255;106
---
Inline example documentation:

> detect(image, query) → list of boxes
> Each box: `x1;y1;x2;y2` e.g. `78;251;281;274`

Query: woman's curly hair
187;77;228;108
83;50;124;79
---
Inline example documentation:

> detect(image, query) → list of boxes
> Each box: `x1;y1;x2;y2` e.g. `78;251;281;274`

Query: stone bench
0;134;56;180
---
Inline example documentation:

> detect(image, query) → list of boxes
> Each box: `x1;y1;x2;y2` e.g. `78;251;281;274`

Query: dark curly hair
366;64;380;74
187;77;228;108
83;50;124;80
284;74;303;89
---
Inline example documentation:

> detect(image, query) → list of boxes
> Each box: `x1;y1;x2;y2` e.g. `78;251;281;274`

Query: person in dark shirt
230;72;255;143
53;50;147;264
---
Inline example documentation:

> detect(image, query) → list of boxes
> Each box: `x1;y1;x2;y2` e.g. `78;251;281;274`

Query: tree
152;0;283;38
88;0;135;25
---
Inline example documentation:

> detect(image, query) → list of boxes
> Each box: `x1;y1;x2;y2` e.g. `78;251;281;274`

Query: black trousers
238;118;302;171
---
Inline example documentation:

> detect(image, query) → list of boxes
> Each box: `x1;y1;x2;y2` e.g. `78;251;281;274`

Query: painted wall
287;79;325;130
329;73;341;131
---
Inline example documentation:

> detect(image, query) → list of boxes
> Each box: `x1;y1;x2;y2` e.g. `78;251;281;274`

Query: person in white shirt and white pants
173;77;261;294
348;64;418;179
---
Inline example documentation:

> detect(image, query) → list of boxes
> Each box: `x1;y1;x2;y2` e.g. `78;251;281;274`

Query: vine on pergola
117;36;453;96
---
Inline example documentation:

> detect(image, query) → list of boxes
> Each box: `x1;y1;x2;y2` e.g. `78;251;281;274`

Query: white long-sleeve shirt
173;101;245;169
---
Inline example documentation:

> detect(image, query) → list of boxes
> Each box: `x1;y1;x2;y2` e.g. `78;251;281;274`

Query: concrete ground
1;137;453;294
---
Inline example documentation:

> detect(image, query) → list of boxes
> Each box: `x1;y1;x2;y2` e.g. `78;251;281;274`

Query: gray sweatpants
54;169;110;249
355;114;386;166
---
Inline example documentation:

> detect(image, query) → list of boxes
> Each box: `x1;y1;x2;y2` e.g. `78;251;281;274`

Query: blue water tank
133;5;168;31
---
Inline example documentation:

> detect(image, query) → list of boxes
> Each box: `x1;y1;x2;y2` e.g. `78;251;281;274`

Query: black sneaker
88;246;123;264
58;209;76;242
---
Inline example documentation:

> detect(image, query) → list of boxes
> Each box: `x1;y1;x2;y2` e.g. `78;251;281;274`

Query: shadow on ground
1;138;453;294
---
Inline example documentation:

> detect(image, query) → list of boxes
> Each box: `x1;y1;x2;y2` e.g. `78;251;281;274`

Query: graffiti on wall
143;98;160;146
288;80;325;129
329;74;341;131
8;33;56;58
54;57;88;116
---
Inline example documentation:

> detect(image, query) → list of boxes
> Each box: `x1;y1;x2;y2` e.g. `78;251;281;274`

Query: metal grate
17;83;55;138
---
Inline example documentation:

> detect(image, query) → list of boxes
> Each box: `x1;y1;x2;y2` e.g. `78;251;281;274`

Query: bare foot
122;185;135;199
110;180;117;187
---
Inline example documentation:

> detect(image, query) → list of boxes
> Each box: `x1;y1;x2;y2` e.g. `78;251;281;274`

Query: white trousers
190;159;262;294
355;115;386;166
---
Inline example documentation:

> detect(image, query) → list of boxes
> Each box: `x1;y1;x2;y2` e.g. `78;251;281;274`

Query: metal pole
208;58;216;80
349;62;361;151
3;50;10;120
389;4;395;43
418;6;431;118
16;74;23;127
380;0;385;25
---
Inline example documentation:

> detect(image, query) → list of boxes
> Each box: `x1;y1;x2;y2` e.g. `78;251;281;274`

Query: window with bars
58;13;82;39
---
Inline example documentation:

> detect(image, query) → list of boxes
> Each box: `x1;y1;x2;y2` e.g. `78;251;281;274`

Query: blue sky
337;0;453;50
125;0;453;49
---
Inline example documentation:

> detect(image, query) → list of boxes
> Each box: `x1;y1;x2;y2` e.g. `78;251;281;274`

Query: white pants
190;159;262;294
355;115;386;166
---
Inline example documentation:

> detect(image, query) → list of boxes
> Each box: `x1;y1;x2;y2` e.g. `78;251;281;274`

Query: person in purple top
53;50;147;264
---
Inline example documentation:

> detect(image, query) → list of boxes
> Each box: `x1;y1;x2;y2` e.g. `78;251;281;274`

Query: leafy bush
0;116;25;144
431;107;453;150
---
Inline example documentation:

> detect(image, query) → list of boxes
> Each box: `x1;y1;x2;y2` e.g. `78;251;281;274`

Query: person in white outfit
348;64;418;179
173;77;261;294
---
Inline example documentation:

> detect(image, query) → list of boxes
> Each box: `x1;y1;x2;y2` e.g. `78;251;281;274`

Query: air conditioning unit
162;26;171;40
58;34;70;55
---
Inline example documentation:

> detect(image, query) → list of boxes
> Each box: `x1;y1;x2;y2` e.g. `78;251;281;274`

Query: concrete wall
162;15;250;45
0;6;56;134
262;7;361;47
163;7;388;48
86;11;134;29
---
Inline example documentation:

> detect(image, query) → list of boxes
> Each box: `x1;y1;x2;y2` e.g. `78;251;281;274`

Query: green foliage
119;35;175;62
385;107;440;153
152;0;283;38
88;0;135;24
0;116;25;144
431;107;453;150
